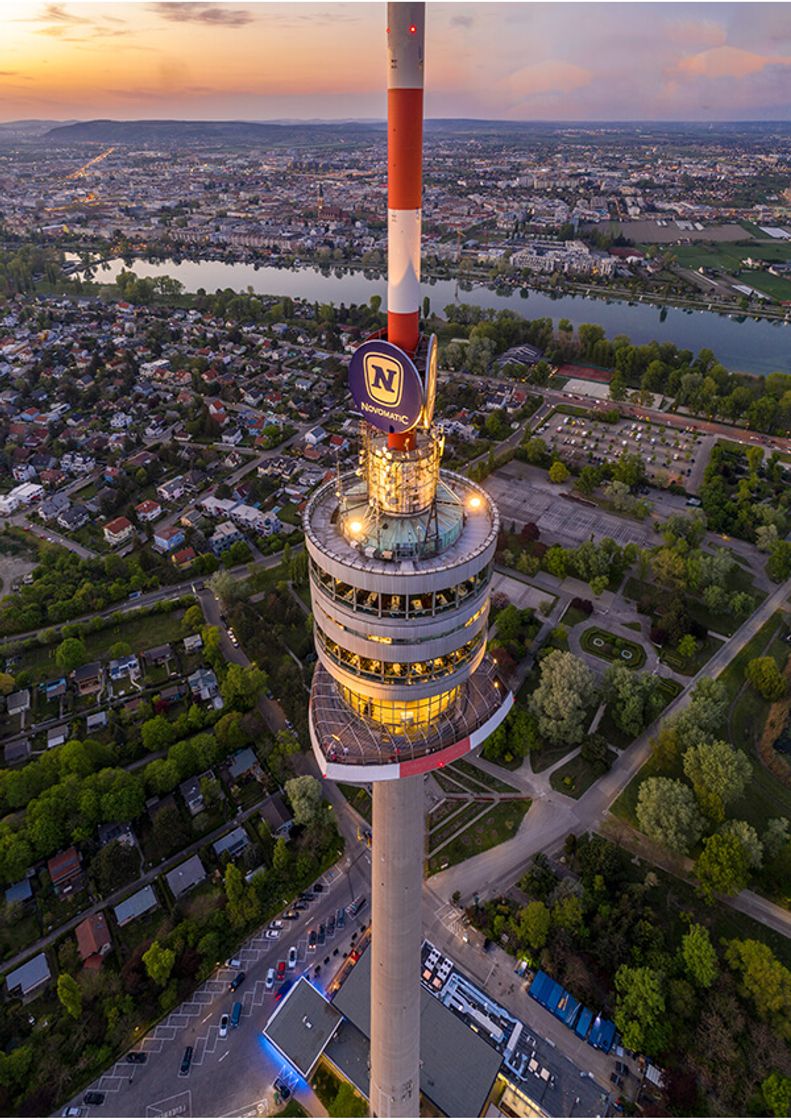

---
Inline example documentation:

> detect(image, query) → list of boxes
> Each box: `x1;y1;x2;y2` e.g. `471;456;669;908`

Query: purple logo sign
348;340;424;433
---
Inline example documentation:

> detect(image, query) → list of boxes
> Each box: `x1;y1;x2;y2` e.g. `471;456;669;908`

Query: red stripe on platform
399;735;471;777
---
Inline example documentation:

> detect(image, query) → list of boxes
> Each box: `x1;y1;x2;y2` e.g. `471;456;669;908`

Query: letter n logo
364;352;403;407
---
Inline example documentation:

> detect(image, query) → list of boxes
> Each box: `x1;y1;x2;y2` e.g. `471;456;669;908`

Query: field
550;748;618;799
428;799;531;874
672;239;791;272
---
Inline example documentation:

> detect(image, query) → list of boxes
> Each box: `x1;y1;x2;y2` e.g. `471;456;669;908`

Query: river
82;257;791;376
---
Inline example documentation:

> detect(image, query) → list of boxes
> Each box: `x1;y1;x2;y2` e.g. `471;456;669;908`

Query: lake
83;257;791;376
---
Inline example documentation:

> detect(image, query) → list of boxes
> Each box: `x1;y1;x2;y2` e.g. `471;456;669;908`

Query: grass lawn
450;756;517;793
428;799;531;874
550;749;617;799
338;783;372;825
531;740;579;773
13;606;190;682
717;612;789;702
560;604;593;628
429;801;491;851
428;798;468;832
660;634;724;676
580;626;646;669
433;769;472;793
0;909;40;964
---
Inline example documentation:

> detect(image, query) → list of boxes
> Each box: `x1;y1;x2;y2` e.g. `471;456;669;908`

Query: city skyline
2;1;791;123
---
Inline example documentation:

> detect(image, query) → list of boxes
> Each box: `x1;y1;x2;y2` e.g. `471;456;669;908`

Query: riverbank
67;253;791;375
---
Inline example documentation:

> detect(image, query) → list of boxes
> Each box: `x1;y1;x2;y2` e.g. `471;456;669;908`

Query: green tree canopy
636;776;704;855
56;972;82;1020
695;832;750;900
529;650;598;747
143;940;176;987
55;636;87;673
681;923;718;988
614;965;668;1053
285;775;323;827
682;739;752;823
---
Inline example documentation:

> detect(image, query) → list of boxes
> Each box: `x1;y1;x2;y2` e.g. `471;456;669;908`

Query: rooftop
304;470;498;581
262;977;343;1078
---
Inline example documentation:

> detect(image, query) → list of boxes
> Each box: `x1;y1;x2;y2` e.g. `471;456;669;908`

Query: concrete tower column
369;775;424;1117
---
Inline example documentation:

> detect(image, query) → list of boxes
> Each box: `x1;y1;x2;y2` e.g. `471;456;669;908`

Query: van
230;1000;242;1029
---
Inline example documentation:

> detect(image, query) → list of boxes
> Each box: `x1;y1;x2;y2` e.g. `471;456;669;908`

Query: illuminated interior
316;628;485;684
309;558;491;618
340;684;459;734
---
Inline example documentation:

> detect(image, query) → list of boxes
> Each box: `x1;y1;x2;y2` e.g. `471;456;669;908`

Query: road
430;572;791;922
68;856;373;1119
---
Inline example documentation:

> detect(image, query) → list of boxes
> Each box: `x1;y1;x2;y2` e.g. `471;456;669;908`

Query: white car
225;957;241;968
227;628;239;647
287;947;297;970
219;1013;229;1039
265;967;276;991
265;929;280;940
269;920;284;930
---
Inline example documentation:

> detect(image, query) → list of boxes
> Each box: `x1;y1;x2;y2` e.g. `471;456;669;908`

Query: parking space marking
146;1090;192;1117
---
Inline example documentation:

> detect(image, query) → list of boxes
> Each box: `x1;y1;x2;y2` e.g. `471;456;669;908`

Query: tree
91;838;140;895
683;739;752;823
182;604;204;632
695;832;750;900
635;777;704;855
681;923;718;988
224;863;259;928
285;775;323;827
614;965;668;1053
604;665;660;739
0;671;15;695
221;663;267;710
207;568;239;607
720;819;763;867
552;893;586;938
764;817;791;858
677;633;698;661
141;715;176;753
272;837;290;875
762;1071;791;1118
55;636;87;673
548;460;569;484
143;940;175;987
523;437;547;465
725;938;791;1039
745;656;786;701
529;650;598;746
517;900;551;951
56;972;82;1019
651;548;686;588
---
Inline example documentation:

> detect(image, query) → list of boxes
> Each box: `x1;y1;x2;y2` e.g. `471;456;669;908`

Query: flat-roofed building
262;977;343;1079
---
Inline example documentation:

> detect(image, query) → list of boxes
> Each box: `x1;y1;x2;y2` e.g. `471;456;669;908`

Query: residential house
156;476;185;503
188;666;220;704
179;776;205;816
47;725;68;749
260;793;294;838
4;738;30;766
75;912;112;969
212;827;250;860
57;505;89;533
41;677;67;703
37;492;71;522
158;681;187;708
73;662;102;696
6;953;51;1002
4;876;34;907
305;425;328;446
108;654;140;682
153;525;185;553
114;885;159;927
135;498;163;522
209;521;243;556
103;516;134;547
48;847;83;895
85;710;108;733
142;644;173;668
6;689;30;719
165;854;206;899
228;747;261;783
183;634;203;654
172;546;197;570
97;821;136;848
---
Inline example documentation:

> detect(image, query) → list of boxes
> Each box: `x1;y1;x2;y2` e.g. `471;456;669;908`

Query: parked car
225;957;241;968
327;914;336;937
277;960;287;981
83;1093;105;1106
614;1061;629;1076
229;971;246;991
265;929;280;940
287;946;298;970
126;1052;147;1064
62;1109;84;1117
275;978;293;1002
266;967;276;991
269;920;284;930
179;1048;193;1077
283;910;299;921
219;1013;229;1039
318;923;326;945
308;930;317;953
337;907;346;929
231;1001;243;1028
312;882;325;893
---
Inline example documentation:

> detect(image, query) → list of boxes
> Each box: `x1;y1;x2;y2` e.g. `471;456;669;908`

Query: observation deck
308;659;513;782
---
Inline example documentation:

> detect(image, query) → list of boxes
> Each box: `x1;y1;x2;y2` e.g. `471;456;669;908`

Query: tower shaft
387;2;424;358
369;776;424;1117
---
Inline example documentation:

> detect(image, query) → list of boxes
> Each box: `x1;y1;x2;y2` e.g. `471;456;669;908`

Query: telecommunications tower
303;4;513;1115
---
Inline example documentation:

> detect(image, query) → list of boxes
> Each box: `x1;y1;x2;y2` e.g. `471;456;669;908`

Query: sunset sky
1;1;790;122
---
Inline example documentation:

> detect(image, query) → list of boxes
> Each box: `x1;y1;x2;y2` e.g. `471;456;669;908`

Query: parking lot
485;464;660;550
534;411;708;488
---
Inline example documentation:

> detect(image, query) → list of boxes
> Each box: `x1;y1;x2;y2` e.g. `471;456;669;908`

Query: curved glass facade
309;556;491;619
339;685;459;735
316;626;485;685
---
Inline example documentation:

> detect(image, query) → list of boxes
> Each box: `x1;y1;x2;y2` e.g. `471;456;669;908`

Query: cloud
450;13;474;29
147;3;253;27
665;18;726;49
675;44;791;79
502;60;592;99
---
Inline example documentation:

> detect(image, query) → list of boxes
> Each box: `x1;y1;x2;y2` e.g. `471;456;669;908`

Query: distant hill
32;116;791;147
0;119;78;138
42;119;385;145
